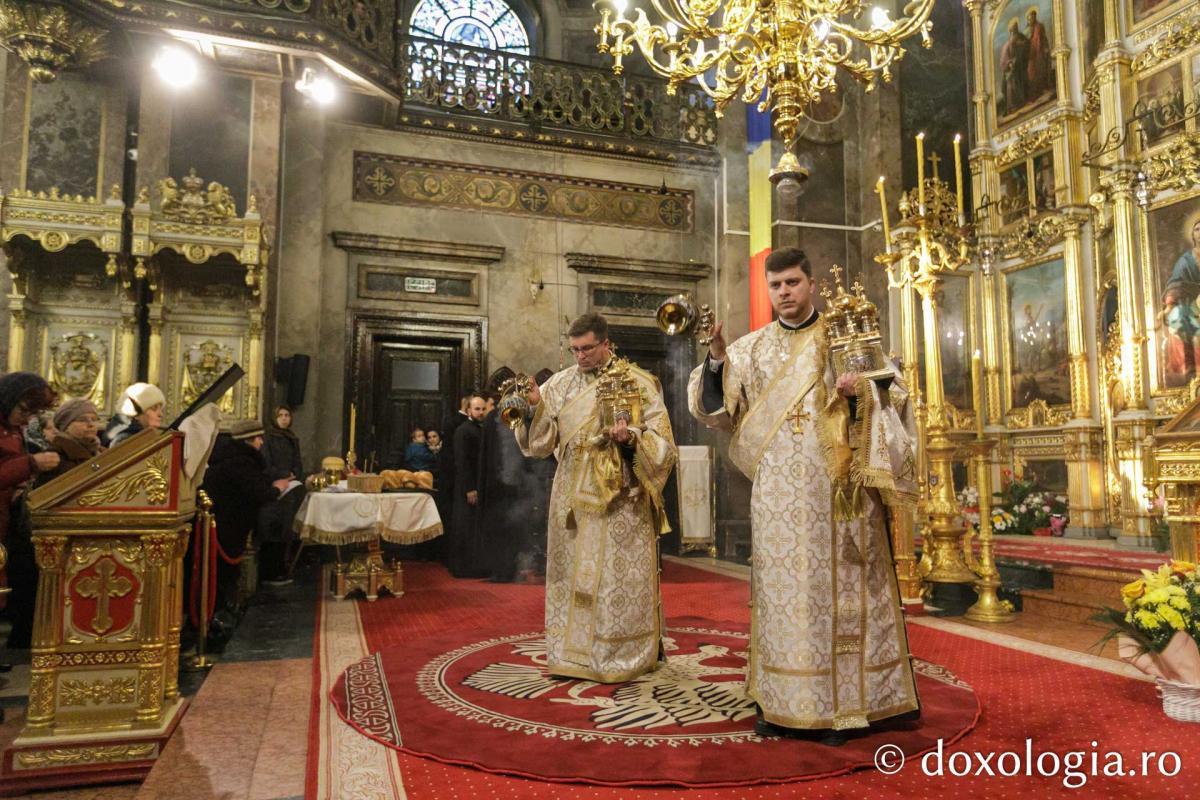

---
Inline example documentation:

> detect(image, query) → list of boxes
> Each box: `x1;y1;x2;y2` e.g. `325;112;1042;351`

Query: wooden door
348;312;486;472
373;342;457;469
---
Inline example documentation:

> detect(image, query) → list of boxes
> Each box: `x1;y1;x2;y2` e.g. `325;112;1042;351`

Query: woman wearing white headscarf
103;383;166;447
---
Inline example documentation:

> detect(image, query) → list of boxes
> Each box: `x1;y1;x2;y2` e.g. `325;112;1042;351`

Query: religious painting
999;162;1031;226
1134;63;1186;149
917;274;974;411
24;73;102;198
1148;193;1200;389
1080;0;1105;78
1132;0;1187;27
1027;459;1068;493
1032;150;1056;213
993;0;1056;124
1003;258;1071;408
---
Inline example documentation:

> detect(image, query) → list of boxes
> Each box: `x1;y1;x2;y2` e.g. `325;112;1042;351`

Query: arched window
409;0;531;55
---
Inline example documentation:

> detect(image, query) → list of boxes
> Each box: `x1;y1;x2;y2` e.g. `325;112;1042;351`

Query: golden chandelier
593;0;934;169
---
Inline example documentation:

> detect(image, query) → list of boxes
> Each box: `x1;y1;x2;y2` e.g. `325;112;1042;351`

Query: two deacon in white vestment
687;248;921;744
516;312;678;683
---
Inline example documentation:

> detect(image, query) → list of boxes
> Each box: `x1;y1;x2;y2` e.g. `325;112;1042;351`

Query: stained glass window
409;0;531;54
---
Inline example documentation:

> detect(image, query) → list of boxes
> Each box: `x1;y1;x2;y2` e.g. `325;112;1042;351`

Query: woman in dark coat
200;420;290;612
261;405;303;480
0;373;60;654
258;406;305;585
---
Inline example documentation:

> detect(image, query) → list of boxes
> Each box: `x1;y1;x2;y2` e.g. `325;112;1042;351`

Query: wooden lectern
0;428;196;793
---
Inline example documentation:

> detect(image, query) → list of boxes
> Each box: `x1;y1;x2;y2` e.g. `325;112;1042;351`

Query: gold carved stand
1;430;195;793
333;539;403;602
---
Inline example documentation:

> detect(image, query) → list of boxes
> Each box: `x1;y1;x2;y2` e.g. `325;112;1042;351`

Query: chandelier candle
954;133;965;226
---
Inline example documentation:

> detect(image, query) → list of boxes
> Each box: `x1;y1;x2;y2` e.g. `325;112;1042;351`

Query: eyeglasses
569;341;606;355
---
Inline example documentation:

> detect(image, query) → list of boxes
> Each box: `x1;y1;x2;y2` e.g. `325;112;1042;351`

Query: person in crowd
446;394;488;577
425;429;443;456
262;405;304;480
200;420;291;635
43;398;104;479
257;406;305;586
0;373;60;658
103;382;166;447
403;427;437;472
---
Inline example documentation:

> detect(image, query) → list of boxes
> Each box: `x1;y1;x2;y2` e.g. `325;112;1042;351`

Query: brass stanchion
964;436;1015;622
187;491;216;671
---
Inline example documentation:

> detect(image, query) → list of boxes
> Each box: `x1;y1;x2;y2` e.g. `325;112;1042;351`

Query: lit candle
349;402;356;452
876;176;892;253
916;132;926;213
954;133;964;224
972;350;984;437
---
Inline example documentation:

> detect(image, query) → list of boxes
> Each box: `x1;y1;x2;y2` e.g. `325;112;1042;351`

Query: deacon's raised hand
526;376;542;407
836;372;861;399
707;321;727;361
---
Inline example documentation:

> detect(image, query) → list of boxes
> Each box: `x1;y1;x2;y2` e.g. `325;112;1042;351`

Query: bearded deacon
687;248;920;739
515;312;677;682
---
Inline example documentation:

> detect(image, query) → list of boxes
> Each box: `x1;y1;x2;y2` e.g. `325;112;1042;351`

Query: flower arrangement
989;470;1068;536
1094;560;1200;689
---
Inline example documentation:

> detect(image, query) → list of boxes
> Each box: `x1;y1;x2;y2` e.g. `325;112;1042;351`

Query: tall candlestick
349;402;356;452
972;350;984;437
916;132;926;212
876;176;892;252
954;133;964;224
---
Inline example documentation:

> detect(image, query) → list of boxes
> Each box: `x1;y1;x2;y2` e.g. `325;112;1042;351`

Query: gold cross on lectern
788;402;811;433
77;558;134;635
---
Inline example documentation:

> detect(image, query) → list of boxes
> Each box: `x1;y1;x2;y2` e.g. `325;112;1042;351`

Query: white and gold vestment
688;314;920;730
517;358;677;683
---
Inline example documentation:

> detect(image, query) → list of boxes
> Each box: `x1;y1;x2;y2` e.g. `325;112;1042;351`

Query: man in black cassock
447;394;488;577
480;369;554;582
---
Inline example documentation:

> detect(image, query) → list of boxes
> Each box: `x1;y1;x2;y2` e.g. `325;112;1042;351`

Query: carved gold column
162;531;187;702
964;0;989;145
247;312;264;419
118;304;138;392
147;315;163;389
1104;168;1155;546
26;536;67;732
135;532;174;723
7;309;26;372
1059;215;1109;536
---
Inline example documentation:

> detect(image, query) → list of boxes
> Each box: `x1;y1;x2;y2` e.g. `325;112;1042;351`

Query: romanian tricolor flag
747;103;773;330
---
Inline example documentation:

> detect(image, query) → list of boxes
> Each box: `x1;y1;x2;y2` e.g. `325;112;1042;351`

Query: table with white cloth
294;491;443;600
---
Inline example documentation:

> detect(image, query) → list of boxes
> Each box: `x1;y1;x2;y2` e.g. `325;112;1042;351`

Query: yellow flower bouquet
1095;560;1200;689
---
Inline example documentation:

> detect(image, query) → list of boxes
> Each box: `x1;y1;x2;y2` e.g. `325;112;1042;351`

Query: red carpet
331;618;978;786
309;561;1200;799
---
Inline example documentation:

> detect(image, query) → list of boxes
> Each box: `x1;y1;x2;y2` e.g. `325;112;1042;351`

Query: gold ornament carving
15;743;155;769
1006;398;1072;428
1144;133;1200;194
76;454;169;507
0;2;107;83
33;536;67;570
142;532;177;567
48;332;106;407
353;152;694;232
32;649;158;669
158;169;238;224
60;676;136;707
997;123;1063;168
181;340;235;414
996;213;1067;260
1131;9;1200;75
